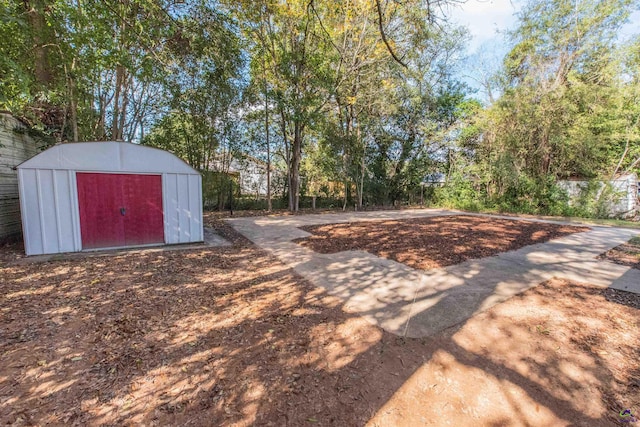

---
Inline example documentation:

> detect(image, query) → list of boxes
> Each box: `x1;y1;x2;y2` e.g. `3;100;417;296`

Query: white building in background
557;173;639;218
210;154;283;198
232;156;270;197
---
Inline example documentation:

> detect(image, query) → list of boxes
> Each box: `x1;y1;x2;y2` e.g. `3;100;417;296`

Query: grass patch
448;207;640;229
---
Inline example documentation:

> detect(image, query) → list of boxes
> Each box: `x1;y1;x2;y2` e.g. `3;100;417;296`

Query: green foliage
4;0;636;217
0;1;31;111
432;175;485;212
433;0;640;219
202;171;240;210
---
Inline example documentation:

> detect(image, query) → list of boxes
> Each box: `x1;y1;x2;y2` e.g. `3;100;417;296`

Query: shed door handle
120;207;126;216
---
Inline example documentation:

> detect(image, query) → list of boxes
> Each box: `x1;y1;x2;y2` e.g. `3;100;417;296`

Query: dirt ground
600;236;640;271
1;216;638;426
295;215;588;270
368;279;640;427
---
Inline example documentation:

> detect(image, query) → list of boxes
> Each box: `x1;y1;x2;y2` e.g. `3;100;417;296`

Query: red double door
77;173;164;249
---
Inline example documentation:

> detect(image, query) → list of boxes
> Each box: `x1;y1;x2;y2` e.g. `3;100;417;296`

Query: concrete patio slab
609;268;640;294
227;209;639;338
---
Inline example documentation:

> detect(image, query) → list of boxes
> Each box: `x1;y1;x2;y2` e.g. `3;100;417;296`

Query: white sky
449;0;639;54
448;0;519;52
445;0;519;100
447;0;639;99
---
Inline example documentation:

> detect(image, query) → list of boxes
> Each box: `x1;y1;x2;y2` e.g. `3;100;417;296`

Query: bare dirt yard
0;214;638;426
295;215;589;270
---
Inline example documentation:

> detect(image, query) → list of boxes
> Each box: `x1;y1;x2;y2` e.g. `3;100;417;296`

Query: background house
557;174;639;218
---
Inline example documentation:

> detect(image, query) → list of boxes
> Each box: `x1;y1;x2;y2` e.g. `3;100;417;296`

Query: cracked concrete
227;209;640;338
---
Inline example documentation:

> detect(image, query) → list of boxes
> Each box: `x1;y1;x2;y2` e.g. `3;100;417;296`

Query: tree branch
375;0;407;68
308;0;341;54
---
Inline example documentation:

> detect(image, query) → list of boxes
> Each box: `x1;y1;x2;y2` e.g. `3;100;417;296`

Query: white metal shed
17;141;203;255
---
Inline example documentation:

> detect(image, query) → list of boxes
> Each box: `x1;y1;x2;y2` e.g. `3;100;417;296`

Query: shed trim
17;170;30;253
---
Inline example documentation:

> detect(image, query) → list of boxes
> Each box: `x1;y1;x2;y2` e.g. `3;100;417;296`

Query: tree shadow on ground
294;215;589;270
0;222;637;426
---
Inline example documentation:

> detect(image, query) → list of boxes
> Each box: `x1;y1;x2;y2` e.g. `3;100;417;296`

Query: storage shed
17;141;203;255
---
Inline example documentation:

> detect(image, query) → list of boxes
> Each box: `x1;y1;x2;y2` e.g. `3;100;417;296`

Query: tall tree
485;0;637;183
144;1;244;173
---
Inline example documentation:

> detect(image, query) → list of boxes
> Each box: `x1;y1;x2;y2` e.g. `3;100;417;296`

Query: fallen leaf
536;325;550;335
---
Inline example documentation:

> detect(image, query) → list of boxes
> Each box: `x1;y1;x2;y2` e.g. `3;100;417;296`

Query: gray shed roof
18;141;198;175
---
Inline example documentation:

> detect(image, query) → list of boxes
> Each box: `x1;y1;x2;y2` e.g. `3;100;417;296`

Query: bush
206;195;345;211
430;174;578;217
493;175;573;216
431;174;488;212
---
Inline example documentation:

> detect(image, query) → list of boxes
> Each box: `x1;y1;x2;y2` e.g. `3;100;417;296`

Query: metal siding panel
184;174;193;241
178;174;189;243
175;174;182;242
52;171;63;249
188;174;201;242
18;170;39;255
54;170;75;252
34;170;46;253
37;170;60;254
184;174;191;241
165;173;180;244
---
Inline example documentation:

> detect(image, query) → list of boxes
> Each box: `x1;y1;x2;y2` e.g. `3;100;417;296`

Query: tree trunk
357;122;364;209
24;0;53;88
118;72;131;141
279;108;293;211
97;92;107;139
343;179;348;211
541;127;551;176
69;75;79;141
264;70;271;211
112;64;124;140
290;121;303;212
342;106;351;211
